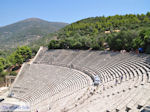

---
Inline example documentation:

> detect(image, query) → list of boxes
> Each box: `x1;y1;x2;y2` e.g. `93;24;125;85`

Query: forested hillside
0;18;68;50
48;12;150;53
59;12;150;38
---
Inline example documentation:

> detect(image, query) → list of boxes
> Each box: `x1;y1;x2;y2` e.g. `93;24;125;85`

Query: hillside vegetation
0;18;68;50
0;46;32;86
48;12;150;53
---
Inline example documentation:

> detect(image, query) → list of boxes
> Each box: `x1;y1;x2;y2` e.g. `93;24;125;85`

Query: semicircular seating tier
10;47;150;112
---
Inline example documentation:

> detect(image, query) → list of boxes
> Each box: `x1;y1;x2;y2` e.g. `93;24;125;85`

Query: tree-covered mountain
48;12;150;53
58;12;150;38
0;18;68;50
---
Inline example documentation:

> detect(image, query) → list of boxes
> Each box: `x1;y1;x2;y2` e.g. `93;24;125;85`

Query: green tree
146;12;150;18
10;71;17;76
139;29;150;52
14;53;23;66
90;38;102;50
0;57;6;66
132;37;142;50
107;31;137;51
48;40;60;49
16;46;32;62
0;63;4;73
8;46;32;66
72;41;82;49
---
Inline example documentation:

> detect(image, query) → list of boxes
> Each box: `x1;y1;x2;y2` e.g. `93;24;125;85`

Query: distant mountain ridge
0;18;68;50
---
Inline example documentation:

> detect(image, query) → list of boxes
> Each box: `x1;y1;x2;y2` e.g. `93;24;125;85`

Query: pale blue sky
0;0;150;26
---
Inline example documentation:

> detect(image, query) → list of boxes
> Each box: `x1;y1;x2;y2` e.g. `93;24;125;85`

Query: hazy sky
0;0;150;26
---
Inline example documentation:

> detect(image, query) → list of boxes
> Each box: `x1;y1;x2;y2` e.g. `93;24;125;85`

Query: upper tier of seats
33;48;150;83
